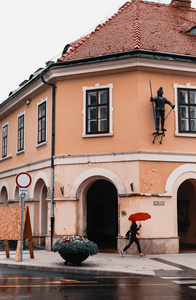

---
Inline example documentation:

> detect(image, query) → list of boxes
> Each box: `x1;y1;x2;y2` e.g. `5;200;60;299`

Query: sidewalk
0;249;196;276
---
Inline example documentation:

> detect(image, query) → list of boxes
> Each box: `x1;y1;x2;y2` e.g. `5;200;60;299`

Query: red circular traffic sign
16;172;32;188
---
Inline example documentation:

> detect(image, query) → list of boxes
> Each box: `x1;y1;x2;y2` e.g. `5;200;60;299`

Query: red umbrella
128;212;151;222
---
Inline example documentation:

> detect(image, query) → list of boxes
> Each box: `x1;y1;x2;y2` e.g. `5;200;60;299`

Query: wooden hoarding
0;206;34;261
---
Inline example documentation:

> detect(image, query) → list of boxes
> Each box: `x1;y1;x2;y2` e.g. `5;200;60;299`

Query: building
0;0;196;254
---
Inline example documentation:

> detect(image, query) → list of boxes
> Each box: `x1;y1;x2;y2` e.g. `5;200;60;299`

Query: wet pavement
0;249;196;277
0;265;196;300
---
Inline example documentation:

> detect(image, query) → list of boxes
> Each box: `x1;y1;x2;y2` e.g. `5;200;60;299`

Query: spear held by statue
149;80;156;127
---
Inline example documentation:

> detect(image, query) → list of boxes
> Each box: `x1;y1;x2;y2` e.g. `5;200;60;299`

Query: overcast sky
0;0;195;102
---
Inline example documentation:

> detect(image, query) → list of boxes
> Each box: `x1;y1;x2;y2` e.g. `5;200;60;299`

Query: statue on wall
150;87;175;132
149;82;175;144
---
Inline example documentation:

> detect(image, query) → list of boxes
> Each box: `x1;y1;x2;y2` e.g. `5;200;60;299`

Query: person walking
120;221;144;257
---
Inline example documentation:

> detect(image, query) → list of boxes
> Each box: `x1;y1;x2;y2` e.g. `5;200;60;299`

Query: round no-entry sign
16;172;32;188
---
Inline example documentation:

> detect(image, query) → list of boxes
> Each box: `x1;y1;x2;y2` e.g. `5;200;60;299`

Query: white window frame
82;83;113;137
2;122;8;158
37;97;48;146
17;111;25;153
174;83;196;137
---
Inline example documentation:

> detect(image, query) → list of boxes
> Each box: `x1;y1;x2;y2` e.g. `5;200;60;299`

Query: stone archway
87;179;118;251
69;168;125;248
40;185;48;235
177;179;196;251
33;178;48;244
69;168;125;251
69;168;126;199
0;186;8;206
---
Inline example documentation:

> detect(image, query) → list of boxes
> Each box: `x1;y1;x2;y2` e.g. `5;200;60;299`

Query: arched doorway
34;179;47;244
87;179;118;252
177;179;196;251
40;185;47;235
0;187;8;206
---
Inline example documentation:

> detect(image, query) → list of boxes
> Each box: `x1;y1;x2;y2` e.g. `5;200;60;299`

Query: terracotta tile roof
58;0;196;62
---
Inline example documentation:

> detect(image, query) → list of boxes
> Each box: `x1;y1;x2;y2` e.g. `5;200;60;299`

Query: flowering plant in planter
52;236;98;265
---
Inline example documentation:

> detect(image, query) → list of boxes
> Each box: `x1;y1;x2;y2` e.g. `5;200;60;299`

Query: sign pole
20;196;25;262
16;172;32;263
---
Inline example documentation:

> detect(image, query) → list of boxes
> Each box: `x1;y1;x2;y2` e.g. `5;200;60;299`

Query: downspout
40;72;56;250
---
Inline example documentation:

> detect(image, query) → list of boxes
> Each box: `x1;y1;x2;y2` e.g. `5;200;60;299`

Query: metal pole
149;80;156;127
20;196;24;262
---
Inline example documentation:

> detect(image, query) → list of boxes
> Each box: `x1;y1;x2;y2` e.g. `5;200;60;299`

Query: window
178;89;196;133
86;88;109;134
82;84;113;137
17;114;24;152
2;124;8;158
38;101;46;144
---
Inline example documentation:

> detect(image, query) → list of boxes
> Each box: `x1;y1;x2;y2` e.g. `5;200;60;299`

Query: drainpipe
40;72;56;250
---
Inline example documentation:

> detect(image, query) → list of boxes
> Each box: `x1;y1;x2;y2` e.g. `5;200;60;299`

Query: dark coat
125;222;140;240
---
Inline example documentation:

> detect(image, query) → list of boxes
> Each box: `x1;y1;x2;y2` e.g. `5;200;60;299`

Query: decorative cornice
54;151;196;166
119;192;171;198
0;157;51;178
1;151;196;179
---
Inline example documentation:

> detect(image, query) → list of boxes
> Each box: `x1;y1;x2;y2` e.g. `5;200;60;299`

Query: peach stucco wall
54;70;196;156
0;88;52;171
55;71;139;155
139;161;184;194
119;195;178;239
1;69;196;169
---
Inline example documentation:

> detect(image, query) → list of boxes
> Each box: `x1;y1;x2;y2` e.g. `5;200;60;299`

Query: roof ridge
134;0;141;49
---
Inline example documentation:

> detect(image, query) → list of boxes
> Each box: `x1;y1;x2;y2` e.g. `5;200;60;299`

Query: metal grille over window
178;89;196;133
86;89;109;134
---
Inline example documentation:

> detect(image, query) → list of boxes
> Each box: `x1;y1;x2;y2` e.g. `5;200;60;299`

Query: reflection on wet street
0;267;196;299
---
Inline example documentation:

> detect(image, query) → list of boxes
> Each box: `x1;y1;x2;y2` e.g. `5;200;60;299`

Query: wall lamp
25;99;30;108
60;186;64;196
130;183;134;192
122;210;127;217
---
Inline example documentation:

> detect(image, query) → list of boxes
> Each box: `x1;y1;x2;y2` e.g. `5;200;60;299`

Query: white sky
0;0;195;102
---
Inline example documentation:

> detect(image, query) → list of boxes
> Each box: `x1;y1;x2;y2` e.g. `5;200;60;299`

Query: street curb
0;262;137;276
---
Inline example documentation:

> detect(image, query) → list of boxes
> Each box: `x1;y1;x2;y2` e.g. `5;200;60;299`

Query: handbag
125;230;131;240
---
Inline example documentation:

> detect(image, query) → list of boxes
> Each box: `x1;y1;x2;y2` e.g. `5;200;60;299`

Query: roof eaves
1;49;196;109
53;49;196;72
0;66;49;108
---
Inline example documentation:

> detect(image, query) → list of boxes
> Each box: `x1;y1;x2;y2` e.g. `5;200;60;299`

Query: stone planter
59;251;89;265
52;236;98;265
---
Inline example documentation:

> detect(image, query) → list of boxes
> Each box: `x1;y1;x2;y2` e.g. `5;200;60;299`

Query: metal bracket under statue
152;131;165;144
149;81;175;144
